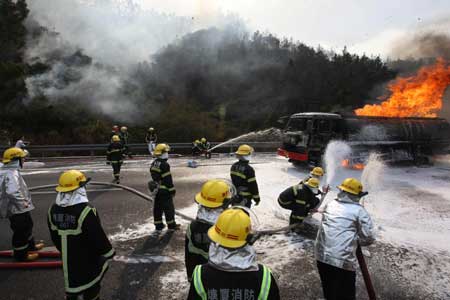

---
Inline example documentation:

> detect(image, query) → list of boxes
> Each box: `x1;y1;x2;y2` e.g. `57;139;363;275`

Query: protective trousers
9;212;36;261
289;212;305;225
66;283;101;300
317;260;356;300
111;162;122;180
153;193;175;230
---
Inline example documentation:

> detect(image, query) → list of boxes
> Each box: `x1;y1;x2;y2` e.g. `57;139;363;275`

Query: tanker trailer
277;112;450;165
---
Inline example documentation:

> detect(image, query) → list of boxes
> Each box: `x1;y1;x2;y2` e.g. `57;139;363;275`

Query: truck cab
278;113;342;164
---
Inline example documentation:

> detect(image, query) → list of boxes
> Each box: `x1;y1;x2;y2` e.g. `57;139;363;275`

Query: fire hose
29;181;377;298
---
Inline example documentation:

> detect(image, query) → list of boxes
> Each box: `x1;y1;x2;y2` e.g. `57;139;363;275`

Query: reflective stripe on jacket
192;264;273;300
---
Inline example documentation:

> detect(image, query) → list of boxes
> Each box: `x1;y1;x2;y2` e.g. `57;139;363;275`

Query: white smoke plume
24;0;243;122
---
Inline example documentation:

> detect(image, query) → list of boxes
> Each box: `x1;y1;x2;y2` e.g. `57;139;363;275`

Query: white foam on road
114;255;178;264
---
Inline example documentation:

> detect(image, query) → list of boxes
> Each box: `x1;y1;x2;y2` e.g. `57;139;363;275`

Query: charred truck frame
278;112;450;165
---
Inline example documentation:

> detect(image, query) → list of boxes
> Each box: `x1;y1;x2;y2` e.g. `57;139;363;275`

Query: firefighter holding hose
149;143;179;231
230;144;260;208
106;135;125;184
185;179;233;281
277;177;321;230
315;178;375;300
0;147;43;261
48;170;115;300
187;207;280;300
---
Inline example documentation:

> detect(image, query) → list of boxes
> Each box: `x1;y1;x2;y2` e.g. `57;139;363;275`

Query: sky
137;0;450;57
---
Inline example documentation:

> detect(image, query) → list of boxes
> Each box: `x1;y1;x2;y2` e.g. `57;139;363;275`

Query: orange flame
355;58;450;118
341;159;365;170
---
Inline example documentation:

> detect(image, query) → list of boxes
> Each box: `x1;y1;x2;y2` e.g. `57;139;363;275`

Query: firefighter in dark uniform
199;137;211;158
230;144;260;208
187;208;280;300
185;179;232;281
106;135;125;183
48;170;115;300
149;143;179;230
0;147;44;261
278;177;321;226
109;125;119;141
192;139;201;156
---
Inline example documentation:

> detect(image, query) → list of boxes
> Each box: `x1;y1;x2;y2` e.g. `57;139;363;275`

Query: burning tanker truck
277;112;450;166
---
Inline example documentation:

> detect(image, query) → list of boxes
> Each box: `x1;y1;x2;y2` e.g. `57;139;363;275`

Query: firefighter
149;143;179;230
315;178;375;300
145;127;158;155
192;139;201;156
120;126;132;157
106;135;125;183
278;177;321;227
109;125;119;141
185;179;233;281
199;137;211;158
48;170;115;300
0;147;43;261
230;144;260;208
187;208;280;300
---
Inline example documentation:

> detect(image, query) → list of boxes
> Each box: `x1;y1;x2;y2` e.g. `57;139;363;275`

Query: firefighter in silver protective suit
315;178;375;300
0;147;43;261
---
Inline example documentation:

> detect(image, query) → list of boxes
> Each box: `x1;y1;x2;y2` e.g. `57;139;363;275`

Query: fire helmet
120;126;127;132
338;178;363;195
235;144;253;156
201;137;207;143
148;127;154;132
310;167;324;177
2;147;27;163
112;135;121;142
195;179;231;208
154;143;170;156
56;170;89;193
208;208;252;248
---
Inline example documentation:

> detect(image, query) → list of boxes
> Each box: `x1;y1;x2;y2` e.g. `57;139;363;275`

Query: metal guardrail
0;142;280;157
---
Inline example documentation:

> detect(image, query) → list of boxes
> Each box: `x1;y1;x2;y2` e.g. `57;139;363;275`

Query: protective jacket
145;132;157;143
106;142;125;163
150;158;175;196
185;219;211;280
48;195;114;294
315;194;375;271
199;141;210;151
188;263;280;300
120;132;129;145
0;161;34;218
230;160;260;206
278;183;319;224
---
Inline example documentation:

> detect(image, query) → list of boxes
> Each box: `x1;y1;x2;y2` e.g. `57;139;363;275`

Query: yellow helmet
235;144;253;156
310;167;324;177
305;177;320;189
120;126;127;132
338;178;363;195
194;139;200;144
201;137;206;143
2;147;27;163
154;143;170;156
208;208;251;248
56;170;89;192
112;135;121;142
195;179;231;208
148;127;154;132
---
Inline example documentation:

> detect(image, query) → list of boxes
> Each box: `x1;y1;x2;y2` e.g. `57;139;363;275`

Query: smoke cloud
24;0;242;122
390;17;450;60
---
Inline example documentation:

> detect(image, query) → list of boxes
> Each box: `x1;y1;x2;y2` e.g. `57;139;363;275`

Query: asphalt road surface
1;155;449;300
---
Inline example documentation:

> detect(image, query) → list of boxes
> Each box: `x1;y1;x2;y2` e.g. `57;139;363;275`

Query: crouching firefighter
185;179;233;281
315;178;375;300
230;144;260;208
48;170;115;300
149;144;179;230
107;135;125;183
278;177;321;227
0;147;44;261
187;207;280;300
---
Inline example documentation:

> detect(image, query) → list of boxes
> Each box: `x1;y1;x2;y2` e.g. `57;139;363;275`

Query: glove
148;181;158;192
253;199;260;206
